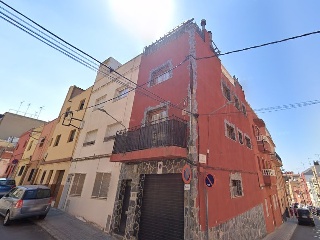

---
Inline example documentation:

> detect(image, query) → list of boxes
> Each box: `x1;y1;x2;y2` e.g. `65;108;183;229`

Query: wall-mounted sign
205;174;214;187
182;164;192;184
199;154;207;164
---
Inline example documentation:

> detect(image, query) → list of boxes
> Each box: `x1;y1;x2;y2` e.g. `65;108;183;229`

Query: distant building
0;112;46;141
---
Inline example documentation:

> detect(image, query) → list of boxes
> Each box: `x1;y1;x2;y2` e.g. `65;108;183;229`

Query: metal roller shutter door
138;173;184;240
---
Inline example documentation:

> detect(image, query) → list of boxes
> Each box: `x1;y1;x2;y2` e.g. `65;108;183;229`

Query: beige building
0;112;45;141
63;56;141;233
15;125;44;185
34;85;92;207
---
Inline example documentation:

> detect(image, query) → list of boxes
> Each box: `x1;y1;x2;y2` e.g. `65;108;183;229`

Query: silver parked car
0;185;52;225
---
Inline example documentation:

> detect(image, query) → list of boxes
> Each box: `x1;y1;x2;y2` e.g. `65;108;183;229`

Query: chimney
201;19;206;31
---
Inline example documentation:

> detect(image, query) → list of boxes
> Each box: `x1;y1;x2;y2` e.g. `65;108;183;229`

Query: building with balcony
62;56;141;232
108;19;282;239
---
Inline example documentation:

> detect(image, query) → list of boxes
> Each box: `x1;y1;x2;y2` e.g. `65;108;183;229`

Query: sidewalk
262;218;298;240
33;208;116;240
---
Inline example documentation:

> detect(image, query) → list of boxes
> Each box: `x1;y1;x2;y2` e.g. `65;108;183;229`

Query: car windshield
0;180;15;185
23;189;51;200
298;209;310;215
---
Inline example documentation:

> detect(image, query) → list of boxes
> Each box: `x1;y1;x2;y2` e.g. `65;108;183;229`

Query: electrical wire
196;30;320;60
2;1;319;119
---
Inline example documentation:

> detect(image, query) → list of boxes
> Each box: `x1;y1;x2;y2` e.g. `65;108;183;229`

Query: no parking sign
205;174;214;187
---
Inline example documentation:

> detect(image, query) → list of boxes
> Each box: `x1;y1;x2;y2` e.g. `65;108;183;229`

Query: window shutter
70;174;80;195
99;173;111;198
75;174;86;196
92;173;103;197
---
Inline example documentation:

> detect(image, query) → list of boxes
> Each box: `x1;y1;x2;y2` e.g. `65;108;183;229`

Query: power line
0;1;193;115
196;30;320;60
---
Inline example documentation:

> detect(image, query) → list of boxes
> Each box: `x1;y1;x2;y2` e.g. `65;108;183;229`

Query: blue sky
1;0;320;173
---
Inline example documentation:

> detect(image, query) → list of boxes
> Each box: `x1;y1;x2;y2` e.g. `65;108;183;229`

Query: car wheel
38;214;47;220
3;211;11;226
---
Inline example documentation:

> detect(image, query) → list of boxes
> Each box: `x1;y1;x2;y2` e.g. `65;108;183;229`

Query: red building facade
110;19;282;239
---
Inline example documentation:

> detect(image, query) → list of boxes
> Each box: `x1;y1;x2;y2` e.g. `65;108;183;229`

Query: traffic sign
205;174;214;187
182;164;192;184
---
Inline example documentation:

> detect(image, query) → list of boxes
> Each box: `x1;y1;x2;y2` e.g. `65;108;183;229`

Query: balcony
262;169;276;186
256;135;273;154
111;116;188;163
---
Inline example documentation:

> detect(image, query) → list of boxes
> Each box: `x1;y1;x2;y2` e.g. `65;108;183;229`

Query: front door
118;180;132;235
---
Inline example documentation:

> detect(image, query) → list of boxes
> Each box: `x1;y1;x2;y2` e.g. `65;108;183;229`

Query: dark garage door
138;173;184;240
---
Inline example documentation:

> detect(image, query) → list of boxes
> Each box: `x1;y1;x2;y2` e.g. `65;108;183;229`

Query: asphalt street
291;216;320;240
0;216;54;240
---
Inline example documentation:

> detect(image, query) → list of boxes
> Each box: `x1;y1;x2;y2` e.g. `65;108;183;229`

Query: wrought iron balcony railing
112;116;188;154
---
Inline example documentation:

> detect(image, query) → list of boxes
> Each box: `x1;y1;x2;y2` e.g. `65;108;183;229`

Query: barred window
238;130;244;145
225;120;236;141
149;61;172;87
234;96;240;110
39;137;46;147
68;129;76;142
91;172;111;199
53;135;61;147
70;173;86;196
242;104;247;115
27;140;33;151
245;135;252;149
231;180;243;197
222;82;231;101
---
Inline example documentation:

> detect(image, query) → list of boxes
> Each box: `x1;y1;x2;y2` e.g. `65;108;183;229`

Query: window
94;94;107;110
83;129;98;146
230;173;243;198
18;166;25;176
234;96;240;110
91;172;111;199
147;107;167;124
114;87;129;102
78;99;85;110
149;61;172;86
27;140;33;151
27;169;35;182
242;104;247;115
70;173;86;196
222;82;231;101
231;180;243;197
245;135;252;149
238;129;243;144
104;123;122;142
225;120;236;141
68;129;76;142
23;141;27;148
39;137;45;147
53;135;61;147
46;170;53;185
40;171;47;184
49;138;53;146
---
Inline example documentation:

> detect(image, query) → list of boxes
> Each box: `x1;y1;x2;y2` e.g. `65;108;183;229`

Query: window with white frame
242;104;247;115
234;95;240;110
91;172;111;199
221;81;231;101
238;129;244;145
244;134;252;149
225;120;236;141
114;87;129;102
94;94;107;110
230;173;243;198
70;173;86;196
104;123;122;142
149;61;173;87
83;129;98;146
